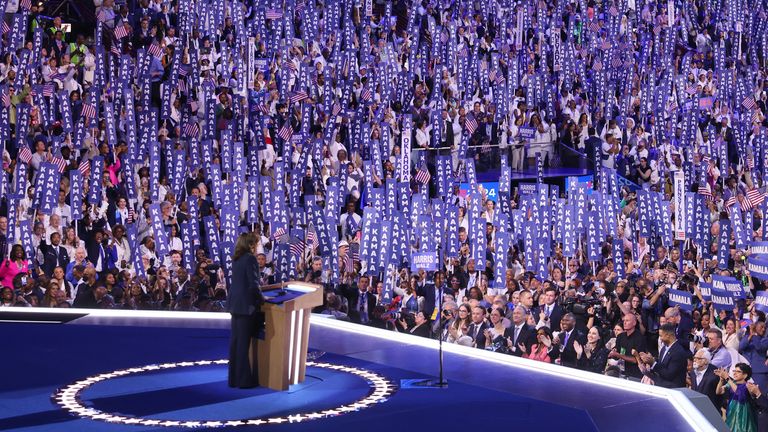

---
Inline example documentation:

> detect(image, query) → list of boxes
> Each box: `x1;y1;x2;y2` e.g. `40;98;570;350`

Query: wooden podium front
256;282;322;391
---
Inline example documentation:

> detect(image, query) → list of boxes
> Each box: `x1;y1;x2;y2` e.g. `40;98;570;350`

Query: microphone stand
412;269;448;388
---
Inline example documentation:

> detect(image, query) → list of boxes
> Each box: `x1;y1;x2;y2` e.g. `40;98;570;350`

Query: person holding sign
227;233;265;389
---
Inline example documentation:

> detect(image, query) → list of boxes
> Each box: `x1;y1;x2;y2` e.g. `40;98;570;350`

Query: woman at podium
227;233;265;388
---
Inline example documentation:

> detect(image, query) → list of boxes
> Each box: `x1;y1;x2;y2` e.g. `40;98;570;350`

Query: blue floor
0;323;597;431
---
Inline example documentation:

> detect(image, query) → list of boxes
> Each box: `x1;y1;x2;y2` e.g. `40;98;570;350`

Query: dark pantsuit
228;312;263;388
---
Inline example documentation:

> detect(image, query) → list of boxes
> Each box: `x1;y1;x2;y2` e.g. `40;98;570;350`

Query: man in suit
40;232;70;277
689;348;722;410
420;271;455;321
340;275;377;325
640;323;691;388
86;229;114;278
551;313;586;367
505;305;535;356
466;305;490;348
227;233;265;389
440;109;455;156
72;267;98;308
536;287;563;330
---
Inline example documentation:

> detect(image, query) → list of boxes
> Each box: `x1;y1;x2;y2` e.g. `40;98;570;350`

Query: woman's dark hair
232;233;257;261
735;362;752;380
468;286;483;300
8;244;25;264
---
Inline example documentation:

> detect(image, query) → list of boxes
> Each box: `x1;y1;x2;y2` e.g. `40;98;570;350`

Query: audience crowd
3;0;768;429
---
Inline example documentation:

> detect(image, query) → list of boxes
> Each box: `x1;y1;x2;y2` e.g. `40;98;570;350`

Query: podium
257;281;323;391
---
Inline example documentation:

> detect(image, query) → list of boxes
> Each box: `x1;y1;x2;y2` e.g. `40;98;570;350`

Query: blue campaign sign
518;182;537;196
519;126;536;139
459;182;499;202
410;251;438;272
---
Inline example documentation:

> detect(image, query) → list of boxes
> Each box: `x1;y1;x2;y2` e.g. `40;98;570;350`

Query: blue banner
668;289;693;312
712;275;745;299
748;256;768;281
711;287;736;312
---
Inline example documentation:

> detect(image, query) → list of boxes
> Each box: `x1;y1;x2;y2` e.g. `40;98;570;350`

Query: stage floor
0;309;723;431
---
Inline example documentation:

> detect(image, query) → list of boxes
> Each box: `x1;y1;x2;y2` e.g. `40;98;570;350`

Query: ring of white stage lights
52;359;397;428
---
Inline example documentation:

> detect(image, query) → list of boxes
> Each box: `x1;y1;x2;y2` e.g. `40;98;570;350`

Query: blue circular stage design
52;360;397;428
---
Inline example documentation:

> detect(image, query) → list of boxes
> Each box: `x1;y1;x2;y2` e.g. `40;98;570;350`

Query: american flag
1;21;9;35
653;24;662;35
114;24;129;40
127;206;136;224
743;96;757;111
183;122;200;137
724;195;738;213
111;44;121;56
177;79;186;93
343;253;354;273
464;113;478;135
147;44;163;59
752;110;762;123
608;5;618;16
290;237;306;257
307;230;318;251
415;163;431;185
666;99;678;113
271;227;287;240
42;84;55;97
746;155;755;170
332;102;342;116
589;20;600;33
685;83;698;95
697;182;713;201
50;71;68;81
611;56;622;68
283;60;297;72
289;90;309;104
747;188;766;209
78;159;91;177
360;87;372;101
81;103;97;119
600;40;611;50
265;8;283;20
1;91;9;108
96;7;109;22
278;123;294;141
18;146;32;165
592;59;603;71
50;156;67;173
19;0;30;10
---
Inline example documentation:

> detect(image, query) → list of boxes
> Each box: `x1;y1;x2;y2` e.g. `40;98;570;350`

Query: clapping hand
714;368;730;380
506;336;515;350
747;382;762;398
540;334;552;348
573;340;583;357
639;352;655;365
